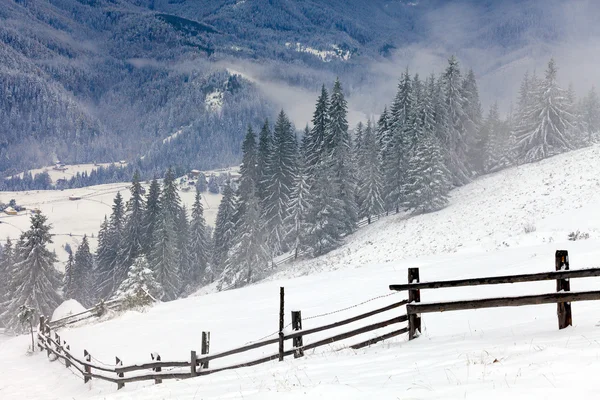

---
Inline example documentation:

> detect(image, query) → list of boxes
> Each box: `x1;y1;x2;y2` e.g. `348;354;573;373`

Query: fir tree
581;86;600;143
116;171;145;291
1;214;62;332
72;236;95;307
326;78;358;234
257;120;273;209
222;190;269;289
263;110;298;256
515;59;575;163
0;239;13;314
212;181;236;278
357;120;384;223
114;256;162;307
63;250;75;300
94;192;124;300
284;159;311;259
176;205;191;293
149;205;181;301
188;188;209;286
441;56;473;186
142;178;161;255
306;85;330;179
462;69;484;174
235;126;259;224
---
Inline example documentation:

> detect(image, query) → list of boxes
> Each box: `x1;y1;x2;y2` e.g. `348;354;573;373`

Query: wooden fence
390;250;600;339
48;299;123;330
36;289;409;390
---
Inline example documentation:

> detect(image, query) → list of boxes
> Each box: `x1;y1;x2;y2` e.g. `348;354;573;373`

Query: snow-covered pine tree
357;120;384;223
284;156;311;259
0;239;13;311
384;71;413;213
142;178;161;255
71;235;95;307
305;85;330;180
581;86;600;143
481;102;509;173
94;192;124;300
1;213;62;332
257;120;273;209
176;205;191;293
115;171;145;291
376;107;392;182
304;163;346;257
441;56;473;186
263;110;298;256
326;78;358;234
149;169;182;301
63;251;75;300
354;122;365;170
212;181;236;279
235;126;259;225
188;188;209;286
114;256;162;308
515;59;575;163
462;69;484;174
221;189;269;289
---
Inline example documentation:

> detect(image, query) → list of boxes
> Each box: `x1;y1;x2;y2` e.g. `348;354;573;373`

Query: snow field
3;146;600;399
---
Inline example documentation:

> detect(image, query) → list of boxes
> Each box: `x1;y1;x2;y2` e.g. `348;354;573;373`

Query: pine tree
462;69;484;174
284;159;311;259
188;188;209;286
326;78;358;234
357;120;384;222
1;214;62;332
63;250;75;300
580;86;600;143
94;192;124;300
441;56;473;186
114;256;162;307
515;59;575;163
235;126;259;224
176;205;191;293
222;190;269;289
257;120;273;209
481;102;511;173
71;236;95;307
212;181;236;279
148;168;183;301
116;171;145;291
304;164;345;257
142;178;161;255
263;110;298;256
0;239;13;314
306;85;330;179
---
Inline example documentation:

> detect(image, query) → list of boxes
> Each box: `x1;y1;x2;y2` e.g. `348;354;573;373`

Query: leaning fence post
83;350;92;383
278;287;285;362
556;250;572;329
190;351;197;377
116;357;124;390
408;267;421;340
54;332;61;355
291;310;304;358
64;342;71;368
37;316;45;352
201;331;210;369
151;353;162;384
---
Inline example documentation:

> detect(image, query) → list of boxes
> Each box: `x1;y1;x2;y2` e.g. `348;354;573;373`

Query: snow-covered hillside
3;146;600;399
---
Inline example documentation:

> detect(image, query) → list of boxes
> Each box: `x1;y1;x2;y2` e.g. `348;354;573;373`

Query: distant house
53;163;68;171
190;169;201;177
68;195;82;201
4;207;17;216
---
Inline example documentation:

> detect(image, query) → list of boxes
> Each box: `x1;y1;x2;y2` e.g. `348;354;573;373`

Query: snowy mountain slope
3;146;600;399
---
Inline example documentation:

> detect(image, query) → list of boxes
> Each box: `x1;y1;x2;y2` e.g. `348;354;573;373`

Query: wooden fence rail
391;250;599;339
37;291;410;390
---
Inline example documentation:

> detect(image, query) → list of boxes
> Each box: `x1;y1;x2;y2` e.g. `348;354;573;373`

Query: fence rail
36;291;410;390
391;250;598;338
49;299;122;329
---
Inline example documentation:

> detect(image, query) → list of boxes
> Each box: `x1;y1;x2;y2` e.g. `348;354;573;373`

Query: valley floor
3;146;600;399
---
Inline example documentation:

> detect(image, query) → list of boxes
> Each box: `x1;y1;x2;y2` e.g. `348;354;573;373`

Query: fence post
64;342;71;368
116;357;124;390
278;287;285;362
408;267;421;340
291;310;304;358
54;332;61;356
201;331;210;369
37;316;45;352
556;250;572;329
151;353;162;384
83;350;92;383
190;351;197;377
45;324;51;357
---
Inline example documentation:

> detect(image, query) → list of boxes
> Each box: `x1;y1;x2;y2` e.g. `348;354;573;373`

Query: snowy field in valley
2;146;600;399
9;163;119;183
0;180;224;268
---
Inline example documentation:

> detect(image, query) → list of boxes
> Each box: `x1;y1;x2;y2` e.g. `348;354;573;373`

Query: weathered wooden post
83;350;92;383
190;351;197;377
556;250;572;329
278;287;285;362
64;342;71;368
37;316;45;352
151;353;162;384
54;332;61;356
201;331;210;369
291;310;304;359
116;357;124;390
408;267;421;340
